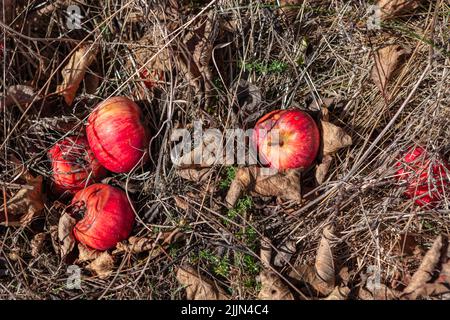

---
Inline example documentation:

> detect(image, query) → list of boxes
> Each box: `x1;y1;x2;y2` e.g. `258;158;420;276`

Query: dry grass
1;0;449;299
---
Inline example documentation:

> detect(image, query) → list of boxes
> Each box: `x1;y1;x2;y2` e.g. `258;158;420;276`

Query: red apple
395;146;450;207
253;109;320;170
86;96;150;173
48;136;106;193
71;183;135;250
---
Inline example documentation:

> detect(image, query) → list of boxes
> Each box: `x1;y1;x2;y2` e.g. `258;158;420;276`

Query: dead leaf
177;168;213;182
0;173;44;227
114;229;182;255
324;286;350;300
273;239;296;267
56;43;98;105
31;233;47;257
359;283;400;300
260;237;272;268
225;166;301;208
315;154;333;185
377;0;421;20
278;0;304;23
403;235;448;299
176;265;230;300
87;251;115;279
314;225;336;295
258;270;295;300
58;212;77;258
321;121;353;155
78;243;102;262
371;45;410;94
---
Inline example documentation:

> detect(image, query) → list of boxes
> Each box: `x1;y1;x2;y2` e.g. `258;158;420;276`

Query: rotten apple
48;136;106;194
253;109;320;170
395;146;450;207
86;96;150;173
71;183;135;250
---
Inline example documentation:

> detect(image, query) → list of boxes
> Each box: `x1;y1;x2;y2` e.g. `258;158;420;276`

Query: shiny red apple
71;183;135;250
253;109;320;170
395;146;450;207
86;96;150;173
48;136;106;194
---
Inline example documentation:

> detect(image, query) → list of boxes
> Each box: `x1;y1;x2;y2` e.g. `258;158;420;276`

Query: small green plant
219;166;237;190
224;195;253;225
240;59;288;75
199;249;231;277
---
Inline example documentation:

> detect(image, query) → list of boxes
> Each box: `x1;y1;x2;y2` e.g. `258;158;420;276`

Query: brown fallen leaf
176;168;214;183
403;235;448;299
78;243;102;262
56;43;98;105
278;0;304;23
321;121;353;155
260;237;273;268
315;154;333;185
314;225;336;295
273;239;296;267
225;166;301;208
378;0;421;20
31;233;47;258
58;212;77;258
371;45;410;95
114;229;182;255
258;270;295;300
0;173;44;227
87;251;115;279
176;265;230;300
323;286;350;300
359;283;401;300
257;237;295;300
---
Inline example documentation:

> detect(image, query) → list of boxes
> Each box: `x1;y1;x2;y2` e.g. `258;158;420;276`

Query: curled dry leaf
176;168;213;183
114;228;182;255
377;0;421;20
403;235;448;299
78;243;101;262
359;283;400;300
260;237;273;268
315;154;333;185
273;239;297;267
176;265;230;300
258;270;295;300
371;45;410;95
323;286;350;300
315;120;352;184
58;212;77;258
321;121;353;155
0;173;44;227
314;225;336;295
87;251;115;279
31;233;47;258
56;43;98;105
225;166;301;208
